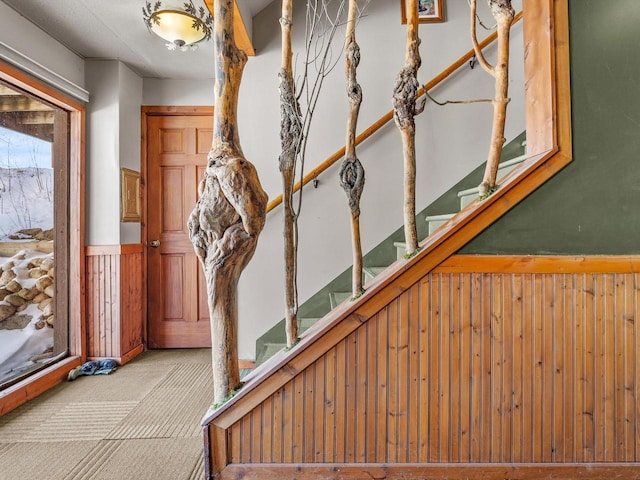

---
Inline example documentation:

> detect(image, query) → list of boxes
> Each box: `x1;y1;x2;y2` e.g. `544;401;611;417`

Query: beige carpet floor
0;349;214;480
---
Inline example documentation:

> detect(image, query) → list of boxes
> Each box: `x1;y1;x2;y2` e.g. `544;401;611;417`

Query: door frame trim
141;106;213;348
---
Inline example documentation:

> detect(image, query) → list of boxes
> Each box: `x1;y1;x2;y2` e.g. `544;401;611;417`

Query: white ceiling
0;0;273;79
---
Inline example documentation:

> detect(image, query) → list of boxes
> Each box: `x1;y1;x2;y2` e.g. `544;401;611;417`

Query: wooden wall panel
226;268;640;468
85;245;144;363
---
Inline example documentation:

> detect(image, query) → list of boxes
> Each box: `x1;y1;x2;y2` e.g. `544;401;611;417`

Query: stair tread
363;266;387;275
329;291;352;309
299;317;321;330
499;153;528;168
425;213;456;221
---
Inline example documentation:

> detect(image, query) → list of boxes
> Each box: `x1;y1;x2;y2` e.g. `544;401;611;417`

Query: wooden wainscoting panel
222;263;640;475
85;245;144;363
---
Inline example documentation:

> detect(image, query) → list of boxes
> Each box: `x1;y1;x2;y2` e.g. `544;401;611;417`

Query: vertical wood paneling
345;331;357;463
261;396;273;463
271;388;283;463
511;274;524;462
303;365;316;463
458;274;471;462
439;274;450;463
85;246;143;362
376;308;388;463
469;273;482;462
542;275;554;462
365;317;378;463
428;276;440;462
292;374;304;463
624;274;640;459
386;298;398;464
603;273;614;461
562;274;575;462
355;325;368;463
334;339;346;463
313;359;325;463
407;283;420;463
226;270;640;468
552;275;565;462
418;279;429;463
480;274;492;463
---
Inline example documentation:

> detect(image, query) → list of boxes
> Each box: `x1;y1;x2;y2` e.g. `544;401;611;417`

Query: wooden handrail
266;11;523;213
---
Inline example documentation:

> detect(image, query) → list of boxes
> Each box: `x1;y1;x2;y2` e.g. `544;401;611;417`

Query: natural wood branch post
340;0;365;298
187;0;268;404
393;0;425;256
470;0;515;196
279;0;302;348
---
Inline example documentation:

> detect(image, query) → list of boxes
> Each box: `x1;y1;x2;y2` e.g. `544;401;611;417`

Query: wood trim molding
88;344;144;365
141;105;213;116
85;244;144;256
0;356;82;416
220;463;640;480
203;0;255;56
238;359;255;369
436;255;640;274
0;60;85;111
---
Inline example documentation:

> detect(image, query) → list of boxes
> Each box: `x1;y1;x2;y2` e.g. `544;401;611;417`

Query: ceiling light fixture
142;1;213;51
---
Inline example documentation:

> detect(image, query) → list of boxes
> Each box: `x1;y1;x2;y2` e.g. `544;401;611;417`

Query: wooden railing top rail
266;11;523;213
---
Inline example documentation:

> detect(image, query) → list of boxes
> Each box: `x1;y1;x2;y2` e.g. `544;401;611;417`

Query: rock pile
0;250;54;331
7;228;54;241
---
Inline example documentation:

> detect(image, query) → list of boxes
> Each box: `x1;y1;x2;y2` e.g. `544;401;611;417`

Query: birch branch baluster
393;0;425;257
470;0;516;197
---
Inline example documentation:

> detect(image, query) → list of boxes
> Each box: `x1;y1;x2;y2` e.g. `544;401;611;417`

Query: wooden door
146;113;212;348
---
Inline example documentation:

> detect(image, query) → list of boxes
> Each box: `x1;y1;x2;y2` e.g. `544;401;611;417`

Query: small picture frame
401;0;445;24
121;168;141;222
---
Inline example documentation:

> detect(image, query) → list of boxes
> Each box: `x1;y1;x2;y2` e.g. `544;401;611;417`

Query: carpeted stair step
254;317;323;366
363;266;387;282
393;241;407;260
299;316;321;334
329;291;352;309
424;213;456;235
394;241;427;259
255;341;286;366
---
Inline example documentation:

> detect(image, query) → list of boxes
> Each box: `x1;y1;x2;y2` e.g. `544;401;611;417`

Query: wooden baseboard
435;254;640;273
220;463;640;480
87;343;144;366
0;355;82;416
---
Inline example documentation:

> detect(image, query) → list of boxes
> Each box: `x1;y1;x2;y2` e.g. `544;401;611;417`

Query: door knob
149;240;160;248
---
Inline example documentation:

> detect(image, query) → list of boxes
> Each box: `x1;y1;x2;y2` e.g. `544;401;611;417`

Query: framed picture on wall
121;168;141;222
401;0;445;24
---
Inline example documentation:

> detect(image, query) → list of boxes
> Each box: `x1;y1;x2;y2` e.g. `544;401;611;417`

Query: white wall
86;60;143;245
118;63;143;244
85;61;120;245
143;79;213;106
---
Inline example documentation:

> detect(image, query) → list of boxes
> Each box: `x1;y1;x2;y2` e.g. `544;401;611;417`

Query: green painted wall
461;0;640;255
